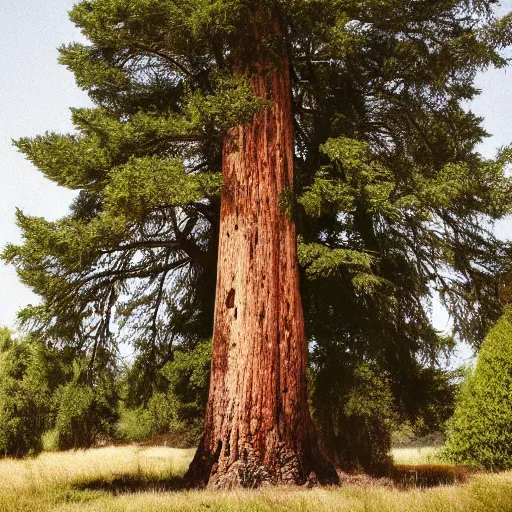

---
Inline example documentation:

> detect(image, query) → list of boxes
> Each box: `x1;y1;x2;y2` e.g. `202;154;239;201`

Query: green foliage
160;339;211;432
116;404;154;443
311;353;398;475
119;340;211;446
104;157;222;221
5;0;510;361
298;239;390;294
407;367;460;437
300;138;396;220
54;368;119;450
0;333;66;457
443;308;512;469
311;340;458;475
0;330;121;456
41;429;60;452
0;327;13;352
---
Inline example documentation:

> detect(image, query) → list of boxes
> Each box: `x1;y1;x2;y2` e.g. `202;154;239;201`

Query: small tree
443;307;512;469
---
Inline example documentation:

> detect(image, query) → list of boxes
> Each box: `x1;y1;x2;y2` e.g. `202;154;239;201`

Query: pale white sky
0;1;510;366
0;0;89;328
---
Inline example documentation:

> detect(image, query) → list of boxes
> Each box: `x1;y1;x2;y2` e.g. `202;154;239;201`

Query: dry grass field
0;445;511;512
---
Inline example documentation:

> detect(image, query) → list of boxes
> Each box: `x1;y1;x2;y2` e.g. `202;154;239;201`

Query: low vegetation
0;445;510;512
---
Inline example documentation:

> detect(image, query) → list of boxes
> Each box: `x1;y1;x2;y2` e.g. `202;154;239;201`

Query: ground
1;445;511;511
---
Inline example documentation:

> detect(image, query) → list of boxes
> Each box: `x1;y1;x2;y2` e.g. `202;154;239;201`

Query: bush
54;368;119;450
41;429;59;452
0;376;47;457
443;307;512;469
159;340;211;445
0;332;63;457
116;404;154;443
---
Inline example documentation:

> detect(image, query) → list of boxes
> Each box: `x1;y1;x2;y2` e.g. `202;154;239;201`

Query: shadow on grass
71;465;471;497
72;474;191;496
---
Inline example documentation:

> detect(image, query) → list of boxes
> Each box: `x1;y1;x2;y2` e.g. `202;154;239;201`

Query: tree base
186;439;339;489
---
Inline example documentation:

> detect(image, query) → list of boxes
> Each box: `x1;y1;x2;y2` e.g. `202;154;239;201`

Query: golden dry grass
391;447;445;466
0;445;510;512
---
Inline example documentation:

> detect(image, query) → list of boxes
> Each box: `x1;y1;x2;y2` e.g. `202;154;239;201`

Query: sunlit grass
57;473;512;512
0;446;193;490
391;446;445;466
0;446;194;511
0;445;510;512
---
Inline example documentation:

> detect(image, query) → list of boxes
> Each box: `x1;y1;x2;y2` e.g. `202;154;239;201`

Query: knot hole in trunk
226;288;236;309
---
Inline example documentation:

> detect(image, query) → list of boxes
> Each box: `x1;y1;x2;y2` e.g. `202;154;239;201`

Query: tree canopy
3;0;512;463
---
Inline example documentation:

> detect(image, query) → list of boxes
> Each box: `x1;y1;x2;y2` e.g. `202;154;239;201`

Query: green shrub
443;307;512;470
0;333;63;457
0;376;47;457
159;340;211;444
54;369;119;450
116;404;154;442
41;429;59;452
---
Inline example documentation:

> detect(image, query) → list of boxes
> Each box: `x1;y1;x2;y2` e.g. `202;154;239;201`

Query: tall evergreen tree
3;0;512;486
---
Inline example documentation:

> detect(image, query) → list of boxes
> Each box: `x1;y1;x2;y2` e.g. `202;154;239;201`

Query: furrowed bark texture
186;47;338;489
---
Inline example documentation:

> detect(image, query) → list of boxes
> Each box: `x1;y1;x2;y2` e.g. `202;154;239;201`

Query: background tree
0;327;121;455
3;0;512;479
443;307;512;469
310;358;397;475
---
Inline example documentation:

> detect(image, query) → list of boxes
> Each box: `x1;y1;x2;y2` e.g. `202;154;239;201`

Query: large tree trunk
186;27;338;490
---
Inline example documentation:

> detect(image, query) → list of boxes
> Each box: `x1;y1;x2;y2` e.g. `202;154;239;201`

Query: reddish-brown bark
186;29;338;489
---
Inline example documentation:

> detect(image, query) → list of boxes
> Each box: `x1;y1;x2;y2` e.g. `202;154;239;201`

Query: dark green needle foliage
3;0;512;464
310;357;397;475
443;307;512;470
